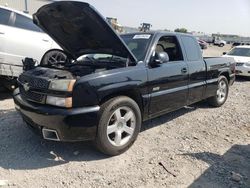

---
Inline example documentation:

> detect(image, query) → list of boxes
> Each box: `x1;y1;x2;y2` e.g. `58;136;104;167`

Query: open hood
33;1;137;62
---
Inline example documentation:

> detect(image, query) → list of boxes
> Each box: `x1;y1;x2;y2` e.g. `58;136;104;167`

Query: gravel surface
0;45;249;188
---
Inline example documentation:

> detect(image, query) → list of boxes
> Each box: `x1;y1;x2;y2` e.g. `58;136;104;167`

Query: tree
174;28;188;33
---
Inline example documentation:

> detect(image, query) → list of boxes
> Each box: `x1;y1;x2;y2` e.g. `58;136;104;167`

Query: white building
0;0;52;14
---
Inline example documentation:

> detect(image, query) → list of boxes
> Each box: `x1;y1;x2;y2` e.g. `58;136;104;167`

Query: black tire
95;96;142;156
207;76;229;107
40;50;67;66
219;43;224;47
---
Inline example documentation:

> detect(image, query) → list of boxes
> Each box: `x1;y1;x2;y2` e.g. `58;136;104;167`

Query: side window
155;36;183;61
14;13;42;32
181;36;201;61
0;8;11;26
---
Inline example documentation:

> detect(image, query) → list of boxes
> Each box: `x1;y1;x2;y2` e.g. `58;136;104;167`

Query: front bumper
13;89;100;142
235;65;250;77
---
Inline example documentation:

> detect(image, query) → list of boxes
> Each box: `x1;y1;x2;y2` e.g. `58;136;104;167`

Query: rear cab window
181;36;202;61
0;8;11;26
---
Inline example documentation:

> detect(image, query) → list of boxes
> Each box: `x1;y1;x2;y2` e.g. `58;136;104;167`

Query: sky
81;0;250;36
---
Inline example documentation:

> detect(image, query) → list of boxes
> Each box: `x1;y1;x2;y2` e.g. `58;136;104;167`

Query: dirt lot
0;45;249;188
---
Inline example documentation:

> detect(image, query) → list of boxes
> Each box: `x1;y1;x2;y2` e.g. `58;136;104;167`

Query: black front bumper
13;89;99;142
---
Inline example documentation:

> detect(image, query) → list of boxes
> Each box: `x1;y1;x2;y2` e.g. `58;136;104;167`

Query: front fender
72;66;148;107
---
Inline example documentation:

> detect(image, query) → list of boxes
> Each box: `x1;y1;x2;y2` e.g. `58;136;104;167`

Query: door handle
181;67;187;74
42;39;49;42
0;32;5;34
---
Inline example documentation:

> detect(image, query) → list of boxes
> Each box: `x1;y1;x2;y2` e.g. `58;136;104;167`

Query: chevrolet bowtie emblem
23;83;30;92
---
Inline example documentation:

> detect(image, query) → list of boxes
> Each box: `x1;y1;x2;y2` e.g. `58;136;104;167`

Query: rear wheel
95;96;141;156
207;76;229;107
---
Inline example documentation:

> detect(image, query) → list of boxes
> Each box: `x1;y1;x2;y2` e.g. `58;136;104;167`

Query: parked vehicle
198;39;208;49
213;37;227;47
0;6;65;89
232;42;250;48
223;46;250;77
13;1;236;156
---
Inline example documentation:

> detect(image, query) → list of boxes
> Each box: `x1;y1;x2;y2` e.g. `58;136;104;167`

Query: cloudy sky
82;0;250;36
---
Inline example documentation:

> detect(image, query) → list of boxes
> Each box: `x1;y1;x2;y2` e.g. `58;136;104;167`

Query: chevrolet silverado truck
13;1;236;156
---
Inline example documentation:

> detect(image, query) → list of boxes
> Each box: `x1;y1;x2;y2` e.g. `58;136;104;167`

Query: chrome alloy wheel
106;107;136;147
217;79;227;103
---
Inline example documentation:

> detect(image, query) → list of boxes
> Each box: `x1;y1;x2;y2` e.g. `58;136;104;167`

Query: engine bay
22;56;129;80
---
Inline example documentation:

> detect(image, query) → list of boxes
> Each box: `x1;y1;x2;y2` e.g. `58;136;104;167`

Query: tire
95;96;142;156
207;76;229;107
219;43;224;47
40;50;67;66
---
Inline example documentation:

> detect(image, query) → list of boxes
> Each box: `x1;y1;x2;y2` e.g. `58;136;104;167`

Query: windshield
121;34;152;61
227;48;250;57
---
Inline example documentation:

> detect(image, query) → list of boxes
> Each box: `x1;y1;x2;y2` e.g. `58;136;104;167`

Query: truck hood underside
33;1;136;62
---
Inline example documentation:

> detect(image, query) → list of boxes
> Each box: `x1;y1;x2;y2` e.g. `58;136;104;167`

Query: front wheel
207;76;229;107
95;96;141;156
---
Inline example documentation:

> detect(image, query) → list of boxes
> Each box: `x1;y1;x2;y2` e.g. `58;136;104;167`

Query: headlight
49;79;76;92
46;96;72;108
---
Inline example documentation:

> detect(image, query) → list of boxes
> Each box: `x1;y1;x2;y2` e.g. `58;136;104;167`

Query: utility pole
24;0;28;13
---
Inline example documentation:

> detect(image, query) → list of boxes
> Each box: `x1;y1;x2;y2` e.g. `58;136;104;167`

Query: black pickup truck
13;1;235;155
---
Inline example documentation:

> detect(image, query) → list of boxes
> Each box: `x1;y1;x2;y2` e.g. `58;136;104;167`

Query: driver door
147;35;189;117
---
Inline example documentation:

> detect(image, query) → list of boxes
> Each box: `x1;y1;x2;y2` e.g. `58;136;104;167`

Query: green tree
174;28;188;33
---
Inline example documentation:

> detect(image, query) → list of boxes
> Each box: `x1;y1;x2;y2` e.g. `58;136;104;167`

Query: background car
223;45;250;77
0;6;66;89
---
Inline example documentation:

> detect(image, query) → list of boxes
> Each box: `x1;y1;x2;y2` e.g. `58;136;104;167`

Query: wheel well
100;90;144;114
40;49;66;64
220;72;230;83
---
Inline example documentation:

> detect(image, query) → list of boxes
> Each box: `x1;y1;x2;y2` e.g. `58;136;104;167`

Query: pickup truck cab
13;1;236;155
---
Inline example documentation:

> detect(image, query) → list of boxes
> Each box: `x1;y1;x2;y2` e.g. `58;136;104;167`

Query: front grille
19;87;45;103
19;74;49;89
236;63;244;66
18;74;49;104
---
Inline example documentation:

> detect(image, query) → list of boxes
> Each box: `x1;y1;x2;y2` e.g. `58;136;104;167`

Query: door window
0;8;11;25
14;13;42;32
155;36;183;61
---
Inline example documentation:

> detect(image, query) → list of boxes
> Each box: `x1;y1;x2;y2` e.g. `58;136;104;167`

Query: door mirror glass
153;52;170;65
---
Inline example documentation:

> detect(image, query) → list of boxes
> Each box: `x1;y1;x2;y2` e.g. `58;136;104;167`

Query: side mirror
222;52;227;55
150;52;169;67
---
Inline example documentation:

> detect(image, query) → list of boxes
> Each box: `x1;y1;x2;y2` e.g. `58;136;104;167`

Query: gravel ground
0;45;249;188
